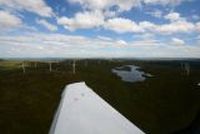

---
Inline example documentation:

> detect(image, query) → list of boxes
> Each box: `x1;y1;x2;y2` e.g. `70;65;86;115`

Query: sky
0;0;200;58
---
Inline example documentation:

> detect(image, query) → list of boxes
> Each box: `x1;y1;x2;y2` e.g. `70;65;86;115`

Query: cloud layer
58;11;199;35
0;33;199;58
68;0;188;12
0;0;199;58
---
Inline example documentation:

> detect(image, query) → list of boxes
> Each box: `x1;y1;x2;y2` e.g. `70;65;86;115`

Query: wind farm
1;0;200;133
0;58;200;133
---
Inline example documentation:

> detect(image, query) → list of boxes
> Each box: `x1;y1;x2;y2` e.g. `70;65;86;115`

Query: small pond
112;65;153;83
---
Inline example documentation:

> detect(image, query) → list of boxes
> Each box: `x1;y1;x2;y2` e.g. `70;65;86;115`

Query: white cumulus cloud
0;0;54;17
139;19;195;34
164;12;184;22
104;17;144;33
36;19;57;31
171;38;185;46
196;22;200;32
57;11;104;31
0;10;22;30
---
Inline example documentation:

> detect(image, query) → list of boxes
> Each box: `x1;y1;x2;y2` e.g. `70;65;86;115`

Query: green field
0;59;200;134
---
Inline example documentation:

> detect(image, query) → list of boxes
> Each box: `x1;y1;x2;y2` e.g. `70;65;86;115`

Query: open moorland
0;59;200;134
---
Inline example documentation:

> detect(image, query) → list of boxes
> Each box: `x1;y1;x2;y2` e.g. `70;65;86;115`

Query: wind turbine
72;60;76;74
49;61;52;72
34;62;37;69
184;63;190;76
21;61;26;73
84;60;88;67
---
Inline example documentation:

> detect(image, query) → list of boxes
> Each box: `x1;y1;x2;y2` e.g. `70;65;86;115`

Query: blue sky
0;0;200;58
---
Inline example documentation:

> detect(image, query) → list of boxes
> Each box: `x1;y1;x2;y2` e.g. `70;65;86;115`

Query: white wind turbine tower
49;61;52;72
21;61;26;73
181;42;193;76
72;60;76;74
181;62;190;76
184;63;190;76
85;60;88;67
34;61;37;69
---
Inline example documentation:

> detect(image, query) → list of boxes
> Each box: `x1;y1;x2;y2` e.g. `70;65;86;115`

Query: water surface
112;65;152;83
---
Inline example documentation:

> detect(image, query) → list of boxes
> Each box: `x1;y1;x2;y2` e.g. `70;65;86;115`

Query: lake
112;65;153;83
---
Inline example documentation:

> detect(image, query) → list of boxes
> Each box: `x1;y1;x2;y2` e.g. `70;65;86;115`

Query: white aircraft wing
49;82;144;134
